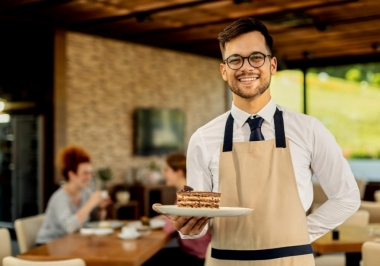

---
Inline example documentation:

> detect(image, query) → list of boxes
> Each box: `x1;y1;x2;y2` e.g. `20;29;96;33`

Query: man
154;17;360;265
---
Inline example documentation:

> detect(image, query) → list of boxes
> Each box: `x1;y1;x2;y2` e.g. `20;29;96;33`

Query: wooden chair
339;209;369;227
314;255;346;266
315;209;370;266
362;241;380;266
355;178;367;200
0;228;12;266
359;201;380;223
2;257;85;266
374;190;380;202
204;243;212;266
14;214;45;254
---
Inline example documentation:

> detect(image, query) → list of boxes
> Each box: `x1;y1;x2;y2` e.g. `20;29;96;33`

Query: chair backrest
359;201;380;223
374;190;380;202
204;243;212;266
2;257;86;266
355;178;367;200
0;229;12;266
362;241;380;266
340;209;370;227
14;214;45;254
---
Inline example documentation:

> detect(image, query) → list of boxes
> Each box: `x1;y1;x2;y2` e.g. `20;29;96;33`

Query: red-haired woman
36;146;110;244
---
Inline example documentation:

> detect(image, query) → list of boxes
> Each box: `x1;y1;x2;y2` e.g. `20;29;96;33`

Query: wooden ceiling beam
71;0;355;31
67;0;220;27
279;42;380;61
273;27;380;47
286;52;380;69
93;1;366;43
0;0;41;11
122;16;380;48
0;0;74;14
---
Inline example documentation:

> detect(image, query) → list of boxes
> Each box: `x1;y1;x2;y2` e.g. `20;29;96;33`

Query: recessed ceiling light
371;43;380;51
302;51;314;60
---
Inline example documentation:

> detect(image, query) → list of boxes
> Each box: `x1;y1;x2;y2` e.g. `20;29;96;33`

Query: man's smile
237;75;260;84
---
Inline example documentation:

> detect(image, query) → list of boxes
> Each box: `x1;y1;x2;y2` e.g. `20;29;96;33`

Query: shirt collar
230;99;277;128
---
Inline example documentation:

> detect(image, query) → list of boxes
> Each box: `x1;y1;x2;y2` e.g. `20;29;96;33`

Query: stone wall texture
63;32;226;184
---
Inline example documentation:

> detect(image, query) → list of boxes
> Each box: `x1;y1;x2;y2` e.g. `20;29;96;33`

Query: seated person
144;152;211;266
36;146;110;244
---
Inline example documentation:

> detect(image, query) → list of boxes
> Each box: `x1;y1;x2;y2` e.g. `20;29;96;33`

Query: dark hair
166;152;186;177
59;146;91;180
218;17;273;58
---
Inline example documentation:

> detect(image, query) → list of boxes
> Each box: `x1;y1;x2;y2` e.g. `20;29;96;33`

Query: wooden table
18;225;172;266
312;224;380;266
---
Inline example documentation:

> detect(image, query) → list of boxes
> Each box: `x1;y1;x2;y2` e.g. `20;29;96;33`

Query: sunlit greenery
271;69;380;159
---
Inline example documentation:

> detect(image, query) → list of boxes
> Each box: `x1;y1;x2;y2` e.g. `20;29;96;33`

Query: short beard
228;75;271;99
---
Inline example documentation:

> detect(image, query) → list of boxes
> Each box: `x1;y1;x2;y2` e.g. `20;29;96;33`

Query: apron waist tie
211;244;313;261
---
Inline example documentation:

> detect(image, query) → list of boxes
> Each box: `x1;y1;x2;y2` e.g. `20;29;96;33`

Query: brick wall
57;32;226;184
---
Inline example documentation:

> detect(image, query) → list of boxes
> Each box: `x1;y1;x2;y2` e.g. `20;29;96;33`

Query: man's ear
67;170;76;180
270;56;277;75
220;63;228;81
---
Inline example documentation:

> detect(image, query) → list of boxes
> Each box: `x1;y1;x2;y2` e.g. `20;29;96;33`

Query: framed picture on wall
134;108;185;156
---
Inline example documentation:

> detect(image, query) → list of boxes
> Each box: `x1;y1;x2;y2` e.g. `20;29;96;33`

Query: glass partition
308;64;380;159
271;70;303;113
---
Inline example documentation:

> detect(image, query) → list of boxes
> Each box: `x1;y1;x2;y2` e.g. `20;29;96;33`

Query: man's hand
152;203;210;236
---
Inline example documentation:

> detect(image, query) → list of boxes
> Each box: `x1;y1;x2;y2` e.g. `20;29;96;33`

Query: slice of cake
177;185;221;209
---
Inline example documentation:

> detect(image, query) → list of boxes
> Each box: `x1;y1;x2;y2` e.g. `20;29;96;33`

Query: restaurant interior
0;0;380;265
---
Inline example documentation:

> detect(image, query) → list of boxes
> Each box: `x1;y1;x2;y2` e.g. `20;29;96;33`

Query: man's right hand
152;203;210;236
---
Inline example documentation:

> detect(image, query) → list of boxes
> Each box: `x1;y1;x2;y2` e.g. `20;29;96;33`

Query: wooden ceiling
1;0;380;67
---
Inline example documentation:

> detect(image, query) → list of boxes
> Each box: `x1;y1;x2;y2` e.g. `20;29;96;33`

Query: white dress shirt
183;99;360;242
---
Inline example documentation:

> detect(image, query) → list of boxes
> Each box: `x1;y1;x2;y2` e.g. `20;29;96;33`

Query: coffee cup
121;226;138;237
101;190;108;199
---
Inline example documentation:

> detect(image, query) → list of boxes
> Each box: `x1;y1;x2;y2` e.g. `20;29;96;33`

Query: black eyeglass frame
223;51;272;70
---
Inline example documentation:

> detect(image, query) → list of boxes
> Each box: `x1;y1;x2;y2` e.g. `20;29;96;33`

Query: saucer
80;228;114;235
93;228;114;235
118;232;141;240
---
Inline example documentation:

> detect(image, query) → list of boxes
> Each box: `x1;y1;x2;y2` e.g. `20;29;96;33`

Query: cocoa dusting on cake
181;185;194;192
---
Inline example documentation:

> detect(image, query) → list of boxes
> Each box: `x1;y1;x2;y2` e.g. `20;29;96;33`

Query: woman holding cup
36;146;111;244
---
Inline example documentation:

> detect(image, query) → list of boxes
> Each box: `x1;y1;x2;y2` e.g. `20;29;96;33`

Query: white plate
80;228;114;235
117;232;141;240
155;205;253;217
83;220;123;229
79;228;94;235
94;228;114;235
149;218;165;229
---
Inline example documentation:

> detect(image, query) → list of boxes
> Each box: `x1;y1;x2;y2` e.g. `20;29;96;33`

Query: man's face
220;31;277;100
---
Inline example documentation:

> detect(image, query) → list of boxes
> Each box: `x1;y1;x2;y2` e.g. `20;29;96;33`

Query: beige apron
210;109;315;266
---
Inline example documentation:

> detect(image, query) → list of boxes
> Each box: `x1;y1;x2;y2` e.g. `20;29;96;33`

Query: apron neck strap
274;108;286;148
222;108;286;152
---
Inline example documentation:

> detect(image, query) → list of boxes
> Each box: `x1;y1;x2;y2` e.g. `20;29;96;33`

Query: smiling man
155;17;360;266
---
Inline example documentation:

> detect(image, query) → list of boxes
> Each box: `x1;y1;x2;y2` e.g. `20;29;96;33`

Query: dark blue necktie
247;116;264;141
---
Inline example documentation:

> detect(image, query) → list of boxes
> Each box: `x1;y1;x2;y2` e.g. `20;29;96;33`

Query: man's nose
240;58;254;71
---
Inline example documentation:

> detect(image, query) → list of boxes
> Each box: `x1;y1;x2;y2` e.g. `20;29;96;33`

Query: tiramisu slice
177;185;221;209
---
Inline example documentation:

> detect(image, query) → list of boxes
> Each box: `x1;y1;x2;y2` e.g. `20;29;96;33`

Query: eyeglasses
224;51;271;70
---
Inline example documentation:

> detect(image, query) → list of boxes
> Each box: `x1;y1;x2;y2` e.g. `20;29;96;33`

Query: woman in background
36;146;110;244
144;152;211;266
